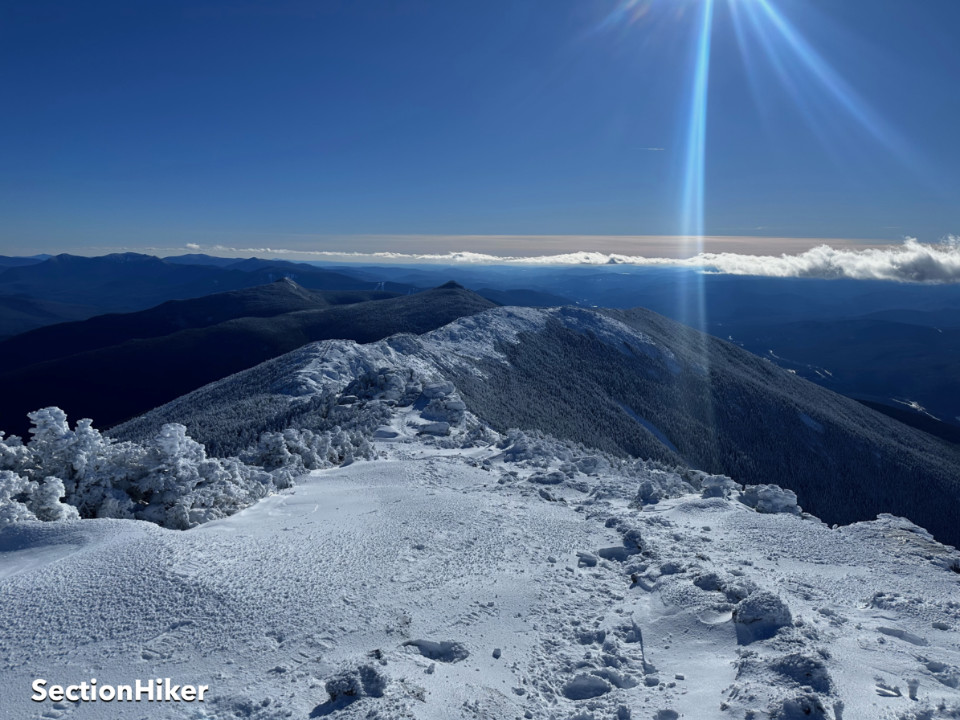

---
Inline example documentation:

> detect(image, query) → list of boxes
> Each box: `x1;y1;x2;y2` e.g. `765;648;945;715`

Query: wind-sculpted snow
1;441;959;719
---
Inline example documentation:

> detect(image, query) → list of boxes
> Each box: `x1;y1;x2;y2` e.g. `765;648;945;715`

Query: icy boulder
734;591;793;644
769;653;833;694
700;474;741;499
422;380;456;399
529;471;566;485
419;422;451;437
421;397;466;424
739;484;801;515
769;692;830;719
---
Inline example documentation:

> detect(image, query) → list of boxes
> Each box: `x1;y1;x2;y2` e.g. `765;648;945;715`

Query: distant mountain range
0;253;576;337
0;278;396;373
2;252;957;449
0;252;420;337
0;281;495;438
113;304;960;548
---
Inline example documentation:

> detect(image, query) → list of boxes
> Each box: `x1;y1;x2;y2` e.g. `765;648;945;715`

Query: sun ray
676;0;717;445
676;0;714;336
751;0;916;165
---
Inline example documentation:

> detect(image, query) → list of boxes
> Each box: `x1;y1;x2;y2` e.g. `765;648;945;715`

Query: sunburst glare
598;0;920;448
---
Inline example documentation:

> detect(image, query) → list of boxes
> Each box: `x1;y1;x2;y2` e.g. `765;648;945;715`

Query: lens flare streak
680;0;715;244
736;0;912;163
677;0;715;334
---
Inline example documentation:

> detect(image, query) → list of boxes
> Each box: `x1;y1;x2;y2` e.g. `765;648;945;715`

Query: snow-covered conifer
29;476;80;522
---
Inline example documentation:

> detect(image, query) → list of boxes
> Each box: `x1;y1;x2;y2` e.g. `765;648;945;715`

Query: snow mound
734;590;794;644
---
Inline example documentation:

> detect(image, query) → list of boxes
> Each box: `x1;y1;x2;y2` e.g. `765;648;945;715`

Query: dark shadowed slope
111;305;960;547
451;307;960;546
0;256;47;268
0;279;397;373
0;285;496;438
0;295;100;340
728;317;960;429
474;287;574;307
855;399;960;444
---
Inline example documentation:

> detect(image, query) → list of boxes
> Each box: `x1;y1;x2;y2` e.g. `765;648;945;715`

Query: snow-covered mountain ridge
114;305;960;547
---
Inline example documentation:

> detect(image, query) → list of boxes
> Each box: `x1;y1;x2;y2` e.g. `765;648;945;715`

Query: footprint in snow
403;639;470;662
876;626;928;646
37;700;74;720
874;679;902;697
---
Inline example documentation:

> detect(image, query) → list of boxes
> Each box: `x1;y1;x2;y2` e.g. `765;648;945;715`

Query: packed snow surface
2;434;960;720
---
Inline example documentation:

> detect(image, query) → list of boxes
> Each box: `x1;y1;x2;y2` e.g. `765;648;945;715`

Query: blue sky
1;0;958;257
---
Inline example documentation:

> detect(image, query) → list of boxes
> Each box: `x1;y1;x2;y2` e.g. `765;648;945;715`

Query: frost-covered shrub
248;427;374;474
497;429;577;466
24;407;76;479
0;407;366;531
633;469;695;506
0;470;78;528
31;477;80;522
635;479;664;505
0;470;37;528
576;455;611;475
0;432;30;473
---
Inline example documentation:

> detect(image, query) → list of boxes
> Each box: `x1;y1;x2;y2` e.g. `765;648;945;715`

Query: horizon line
3;233;907;262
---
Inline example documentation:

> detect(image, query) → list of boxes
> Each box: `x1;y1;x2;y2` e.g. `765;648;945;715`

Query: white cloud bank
693;237;960;282
191;237;960;283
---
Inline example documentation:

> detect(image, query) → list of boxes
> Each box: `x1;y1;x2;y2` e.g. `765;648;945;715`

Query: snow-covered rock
740;483;802;515
734;590;794;643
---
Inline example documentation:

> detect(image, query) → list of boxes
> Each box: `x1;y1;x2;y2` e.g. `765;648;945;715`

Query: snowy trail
2;444;959;719
0;454;624;719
